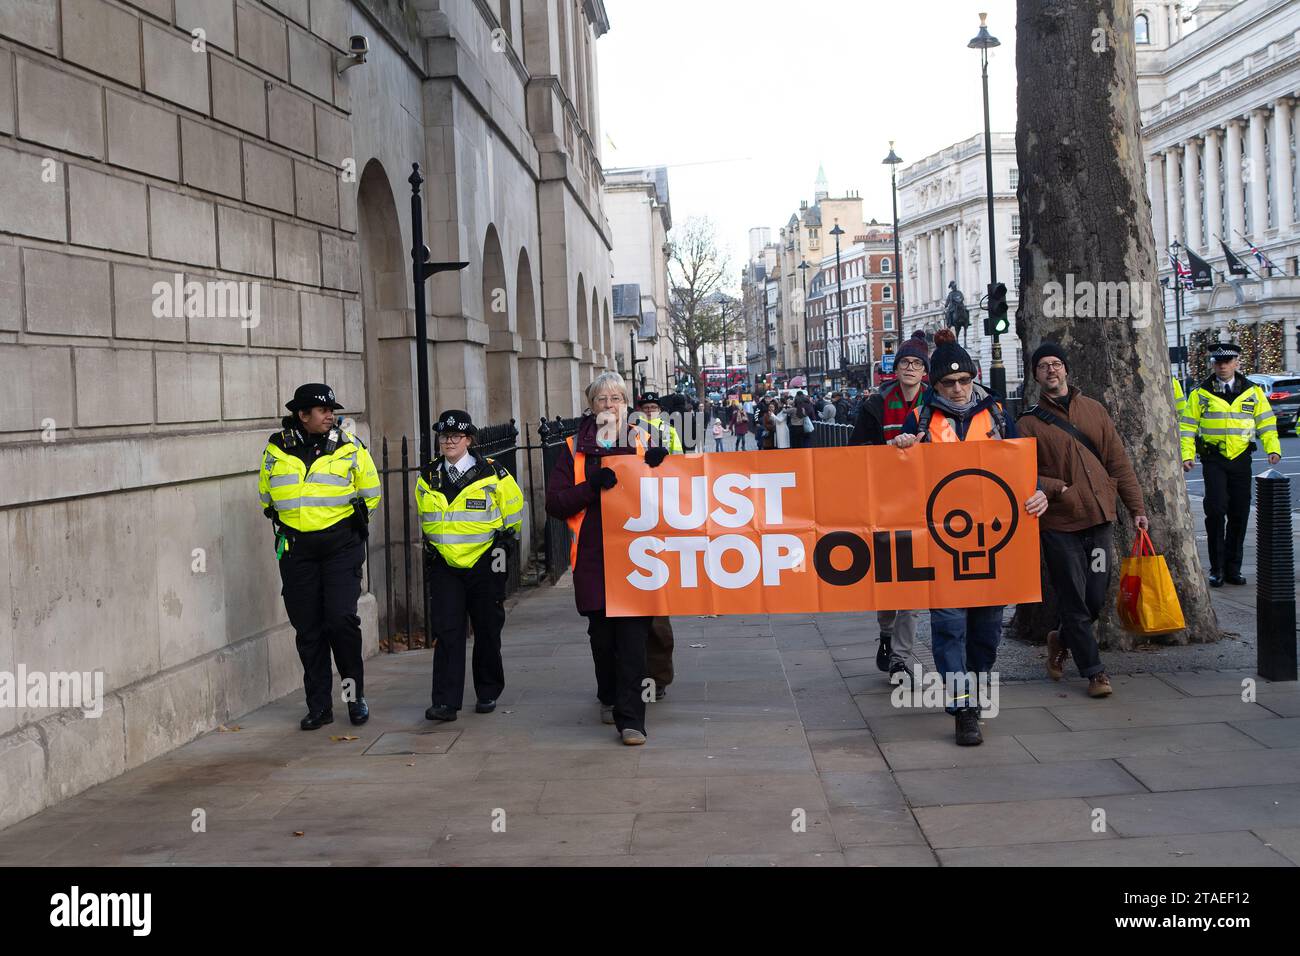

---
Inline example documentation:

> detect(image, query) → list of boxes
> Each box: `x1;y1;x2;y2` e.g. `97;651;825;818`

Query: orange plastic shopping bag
1117;529;1186;635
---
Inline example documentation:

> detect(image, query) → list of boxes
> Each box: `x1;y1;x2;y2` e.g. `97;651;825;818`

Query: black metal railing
810;420;855;447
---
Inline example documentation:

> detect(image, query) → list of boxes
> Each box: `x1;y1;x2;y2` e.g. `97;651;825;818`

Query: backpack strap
915;404;933;442
1028;404;1105;467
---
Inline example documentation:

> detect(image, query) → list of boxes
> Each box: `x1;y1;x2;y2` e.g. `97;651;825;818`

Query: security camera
337;35;369;75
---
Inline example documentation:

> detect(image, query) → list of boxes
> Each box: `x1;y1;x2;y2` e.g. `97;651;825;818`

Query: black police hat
286;383;343;412
1208;341;1241;360
435;409;477;435
638;391;662;407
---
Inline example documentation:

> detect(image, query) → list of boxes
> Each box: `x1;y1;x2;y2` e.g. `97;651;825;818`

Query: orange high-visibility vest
925;406;1001;443
565;433;645;567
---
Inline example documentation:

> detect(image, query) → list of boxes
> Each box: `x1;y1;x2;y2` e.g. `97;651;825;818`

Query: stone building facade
897;132;1024;388
0;0;615;829
1138;0;1300;372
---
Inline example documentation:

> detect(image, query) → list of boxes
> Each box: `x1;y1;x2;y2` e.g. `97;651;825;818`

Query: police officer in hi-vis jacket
417;410;524;721
259;384;382;730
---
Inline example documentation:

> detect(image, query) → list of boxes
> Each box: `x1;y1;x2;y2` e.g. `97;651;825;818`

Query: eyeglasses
1036;361;1065;373
592;393;627;407
439;433;469;442
937;376;973;388
896;359;926;370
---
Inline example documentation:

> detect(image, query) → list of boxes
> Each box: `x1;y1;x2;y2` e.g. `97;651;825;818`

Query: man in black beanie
1018;343;1147;699
850;329;931;680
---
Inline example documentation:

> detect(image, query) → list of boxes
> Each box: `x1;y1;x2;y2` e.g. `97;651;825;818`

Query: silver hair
585;371;630;408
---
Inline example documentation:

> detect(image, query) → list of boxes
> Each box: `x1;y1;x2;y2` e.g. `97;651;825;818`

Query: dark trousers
429;550;507;710
584;612;650;733
647;616;675;689
1202;449;1252;575
279;525;365;713
1041;524;1111;679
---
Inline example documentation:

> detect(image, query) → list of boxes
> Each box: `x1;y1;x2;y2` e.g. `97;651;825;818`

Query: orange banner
600;442;1042;616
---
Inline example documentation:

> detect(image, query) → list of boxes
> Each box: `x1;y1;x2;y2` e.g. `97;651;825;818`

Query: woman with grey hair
545;372;669;745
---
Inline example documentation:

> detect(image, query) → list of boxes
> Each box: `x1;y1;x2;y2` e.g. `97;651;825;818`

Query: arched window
1135;13;1150;45
883;286;893;301
881;257;891;273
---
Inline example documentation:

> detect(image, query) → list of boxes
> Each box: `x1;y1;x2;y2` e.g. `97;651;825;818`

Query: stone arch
482;224;517;425
592;287;602;364
356;158;414;636
603;297;614;372
576;273;592;386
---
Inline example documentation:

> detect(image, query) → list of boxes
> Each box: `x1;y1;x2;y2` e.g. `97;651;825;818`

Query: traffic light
987;282;1009;336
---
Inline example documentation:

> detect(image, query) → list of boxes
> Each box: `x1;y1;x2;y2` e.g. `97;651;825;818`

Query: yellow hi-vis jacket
646;416;683;453
1172;376;1185;418
416;454;524;568
259;427;381;533
1180;376;1281;462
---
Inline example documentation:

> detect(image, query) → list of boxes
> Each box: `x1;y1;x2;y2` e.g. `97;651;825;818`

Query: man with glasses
1017;344;1147;698
1180;342;1281;587
850;329;932;681
892;330;1048;746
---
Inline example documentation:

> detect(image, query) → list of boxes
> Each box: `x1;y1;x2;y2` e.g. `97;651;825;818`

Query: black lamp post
798;258;811;378
831;220;846;387
882;142;904;325
969;12;1006;398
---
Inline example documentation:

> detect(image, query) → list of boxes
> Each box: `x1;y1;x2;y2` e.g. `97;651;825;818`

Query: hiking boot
876;634;892;672
888;656;910;684
954;709;983;746
1209;572;1224;588
621;728;647;746
1087;674;1113;698
600;704;615;725
654;685;668;702
1225;572;1247;586
1046;629;1069;682
425;705;458;722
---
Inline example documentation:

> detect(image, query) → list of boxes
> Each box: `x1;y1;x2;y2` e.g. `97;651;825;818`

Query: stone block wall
0;0;373;831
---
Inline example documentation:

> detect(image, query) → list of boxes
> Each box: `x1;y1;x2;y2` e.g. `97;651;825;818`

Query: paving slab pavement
0;565;1297;867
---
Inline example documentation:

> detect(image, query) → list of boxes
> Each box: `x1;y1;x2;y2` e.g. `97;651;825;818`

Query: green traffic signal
988;282;1009;335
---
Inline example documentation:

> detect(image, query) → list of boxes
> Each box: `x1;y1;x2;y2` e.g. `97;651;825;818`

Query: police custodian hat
638;391;662;406
1208;341;1242;360
286;383;344;412
435;409;477;435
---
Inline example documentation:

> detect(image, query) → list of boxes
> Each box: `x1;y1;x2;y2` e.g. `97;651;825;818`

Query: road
1182;433;1300;512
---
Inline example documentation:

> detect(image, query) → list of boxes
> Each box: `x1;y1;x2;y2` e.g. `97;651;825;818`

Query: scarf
930;392;979;419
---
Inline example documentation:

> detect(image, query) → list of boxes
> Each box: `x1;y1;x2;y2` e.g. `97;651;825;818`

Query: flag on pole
1169;249;1193;290
1185;247;1214;289
1238;233;1279;275
1218;238;1250;276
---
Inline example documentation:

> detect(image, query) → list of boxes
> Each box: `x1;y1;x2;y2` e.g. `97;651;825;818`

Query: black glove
644;446;669;468
586;466;617;491
350;497;370;541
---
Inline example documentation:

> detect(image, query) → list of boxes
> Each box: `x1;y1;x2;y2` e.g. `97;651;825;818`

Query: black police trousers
278;523;366;714
429;549;507;711
1202;447;1253;575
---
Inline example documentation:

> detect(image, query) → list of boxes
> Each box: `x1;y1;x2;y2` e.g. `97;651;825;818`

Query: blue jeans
929;606;1004;713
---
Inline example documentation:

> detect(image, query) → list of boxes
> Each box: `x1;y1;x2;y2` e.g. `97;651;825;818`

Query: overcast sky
598;0;1020;287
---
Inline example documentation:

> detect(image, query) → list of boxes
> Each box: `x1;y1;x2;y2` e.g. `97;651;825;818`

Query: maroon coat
545;414;644;615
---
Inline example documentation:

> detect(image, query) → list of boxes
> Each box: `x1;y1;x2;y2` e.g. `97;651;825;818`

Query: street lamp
798;258;811;379
882;141;904;324
1169;239;1187;383
831;220;846;387
969;11;1006;398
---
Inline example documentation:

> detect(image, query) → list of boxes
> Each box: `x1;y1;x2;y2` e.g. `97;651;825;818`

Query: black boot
1225;571;1247;586
954;709;983;746
301;708;333;730
425;704;458;722
348;698;369;725
876;634;892;672
1209;572;1224;588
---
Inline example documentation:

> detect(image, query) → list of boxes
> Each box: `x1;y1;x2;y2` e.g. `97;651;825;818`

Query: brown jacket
1018;387;1145;532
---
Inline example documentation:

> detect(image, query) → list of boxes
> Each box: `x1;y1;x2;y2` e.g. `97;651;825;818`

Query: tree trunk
1012;0;1222;648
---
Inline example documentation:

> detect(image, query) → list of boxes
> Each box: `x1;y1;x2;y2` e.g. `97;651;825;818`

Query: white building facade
897;132;1024;388
1139;0;1300;374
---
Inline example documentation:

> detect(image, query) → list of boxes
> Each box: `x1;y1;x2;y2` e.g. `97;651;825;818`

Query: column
1183;137;1202;249
1225;118;1245;241
949;223;959;291
1164;145;1183;246
1149;153;1168;251
928;230;940;304
937;227;948;292
1203;129;1222;246
1248;106;1268;236
1272;98;1294;232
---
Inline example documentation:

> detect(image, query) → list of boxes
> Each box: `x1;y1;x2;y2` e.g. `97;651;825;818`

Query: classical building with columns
0;0;615;828
897;132;1024;388
1140;0;1300;371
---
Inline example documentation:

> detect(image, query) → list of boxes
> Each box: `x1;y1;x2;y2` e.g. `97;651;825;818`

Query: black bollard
1256;469;1297;681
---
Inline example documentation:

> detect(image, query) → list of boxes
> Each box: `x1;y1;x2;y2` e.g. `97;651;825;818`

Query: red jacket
544;414;644;615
